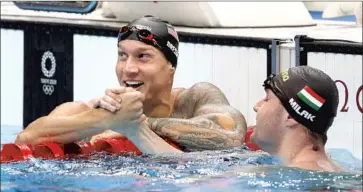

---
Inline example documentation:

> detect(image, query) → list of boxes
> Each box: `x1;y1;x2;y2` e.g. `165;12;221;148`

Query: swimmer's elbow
227;115;247;146
229;122;247;148
15;131;31;144
15;129;49;146
230;135;244;148
236;114;247;141
15;117;48;145
239;123;247;141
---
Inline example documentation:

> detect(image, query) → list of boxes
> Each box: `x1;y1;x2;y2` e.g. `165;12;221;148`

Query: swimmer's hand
91;87;132;112
100;90;147;133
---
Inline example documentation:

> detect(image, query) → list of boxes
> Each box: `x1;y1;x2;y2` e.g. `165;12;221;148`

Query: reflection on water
1;125;362;191
1;147;362;192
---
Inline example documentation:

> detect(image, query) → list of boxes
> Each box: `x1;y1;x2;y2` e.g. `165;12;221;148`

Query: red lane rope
245;126;261;151
1;127;260;163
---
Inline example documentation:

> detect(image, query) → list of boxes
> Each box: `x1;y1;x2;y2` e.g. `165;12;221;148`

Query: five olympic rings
43;84;54;95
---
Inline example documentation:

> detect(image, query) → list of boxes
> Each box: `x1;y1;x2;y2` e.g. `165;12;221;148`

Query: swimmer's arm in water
15;101;110;145
147;82;247;151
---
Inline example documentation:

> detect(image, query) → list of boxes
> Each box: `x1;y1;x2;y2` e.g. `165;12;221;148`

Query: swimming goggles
263;74;288;102
117;25;163;49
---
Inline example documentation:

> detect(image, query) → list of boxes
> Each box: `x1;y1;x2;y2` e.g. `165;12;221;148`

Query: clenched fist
101;89;146;132
90;87;131;112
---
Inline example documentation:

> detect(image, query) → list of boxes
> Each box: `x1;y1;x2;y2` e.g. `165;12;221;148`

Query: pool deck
1;2;361;42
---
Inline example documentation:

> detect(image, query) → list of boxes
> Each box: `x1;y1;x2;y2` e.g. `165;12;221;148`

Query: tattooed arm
147;82;247;151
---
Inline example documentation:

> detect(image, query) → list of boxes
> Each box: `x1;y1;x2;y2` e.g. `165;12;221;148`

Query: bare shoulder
176;82;230;106
172;83;224;116
172;82;247;145
173;82;244;120
185;82;228;97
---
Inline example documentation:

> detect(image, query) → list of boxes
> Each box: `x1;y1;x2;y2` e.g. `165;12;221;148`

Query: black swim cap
117;15;179;68
263;66;339;141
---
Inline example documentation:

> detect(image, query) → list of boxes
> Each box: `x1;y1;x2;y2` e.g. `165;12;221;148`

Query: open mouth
124;80;144;89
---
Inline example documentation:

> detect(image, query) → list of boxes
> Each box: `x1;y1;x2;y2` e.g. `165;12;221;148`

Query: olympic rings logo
43;84;54;95
41;51;56;78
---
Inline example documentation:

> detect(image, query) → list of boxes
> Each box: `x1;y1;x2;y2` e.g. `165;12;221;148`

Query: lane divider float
1;127;260;163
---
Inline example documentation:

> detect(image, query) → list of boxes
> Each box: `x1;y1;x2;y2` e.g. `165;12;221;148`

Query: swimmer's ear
283;110;299;128
168;62;175;76
286;115;299;128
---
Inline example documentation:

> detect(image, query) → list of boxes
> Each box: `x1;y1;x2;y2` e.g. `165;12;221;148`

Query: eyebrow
118;46;154;53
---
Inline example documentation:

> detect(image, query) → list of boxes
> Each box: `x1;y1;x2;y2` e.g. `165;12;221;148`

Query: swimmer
15;15;247;154
251;66;344;171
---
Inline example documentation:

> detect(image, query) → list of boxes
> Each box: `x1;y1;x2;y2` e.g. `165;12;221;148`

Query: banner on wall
23;24;74;128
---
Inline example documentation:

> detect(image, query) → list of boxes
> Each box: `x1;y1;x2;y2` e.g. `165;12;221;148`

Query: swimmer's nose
123;59;139;76
253;99;264;112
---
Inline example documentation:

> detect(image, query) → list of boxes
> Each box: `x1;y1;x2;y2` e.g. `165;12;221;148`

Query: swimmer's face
116;40;175;101
251;89;285;149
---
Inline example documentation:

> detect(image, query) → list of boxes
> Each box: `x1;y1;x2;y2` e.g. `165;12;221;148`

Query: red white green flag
297;86;326;111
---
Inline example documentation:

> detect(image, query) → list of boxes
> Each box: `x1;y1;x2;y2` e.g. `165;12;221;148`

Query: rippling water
1;125;362;192
1;148;362;192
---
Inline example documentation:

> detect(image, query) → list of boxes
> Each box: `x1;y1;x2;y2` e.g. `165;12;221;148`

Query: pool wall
1;20;361;160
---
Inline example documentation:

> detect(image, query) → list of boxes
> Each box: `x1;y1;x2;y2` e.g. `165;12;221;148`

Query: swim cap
263;66;339;142
117;15;179;68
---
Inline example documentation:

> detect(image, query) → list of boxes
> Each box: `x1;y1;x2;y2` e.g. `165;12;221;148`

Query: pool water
1;125;362;192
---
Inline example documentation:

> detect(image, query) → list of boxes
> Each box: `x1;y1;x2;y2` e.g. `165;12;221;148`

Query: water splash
1;147;362;192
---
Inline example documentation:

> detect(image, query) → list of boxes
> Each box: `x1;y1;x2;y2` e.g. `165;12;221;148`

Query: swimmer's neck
272;128;327;167
143;89;179;118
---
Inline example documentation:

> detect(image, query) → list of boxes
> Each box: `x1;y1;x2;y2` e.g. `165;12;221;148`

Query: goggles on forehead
117;25;163;49
263;74;287;100
263;74;277;90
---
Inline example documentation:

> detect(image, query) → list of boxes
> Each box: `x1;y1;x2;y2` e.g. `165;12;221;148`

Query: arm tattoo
148;82;247;151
